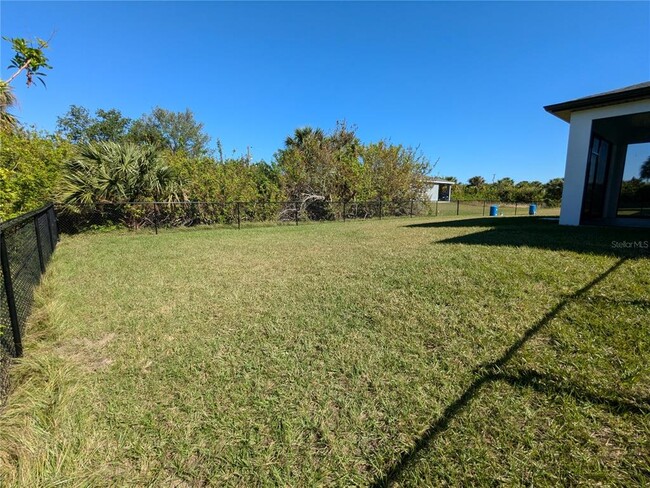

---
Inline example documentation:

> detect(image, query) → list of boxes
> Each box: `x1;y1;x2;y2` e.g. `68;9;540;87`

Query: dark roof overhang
544;81;650;123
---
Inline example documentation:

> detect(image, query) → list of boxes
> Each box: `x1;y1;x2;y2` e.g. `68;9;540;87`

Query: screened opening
582;111;650;226
617;142;650;218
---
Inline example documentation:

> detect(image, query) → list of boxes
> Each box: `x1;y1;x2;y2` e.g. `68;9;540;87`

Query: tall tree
284;126;325;149
276;123;430;205
275;123;364;204
128;107;211;157
276;126;331;203
56;105;93;142
468;176;486;188
89;109;132;142
328;121;363;202
57;105;132;143
361;141;430;201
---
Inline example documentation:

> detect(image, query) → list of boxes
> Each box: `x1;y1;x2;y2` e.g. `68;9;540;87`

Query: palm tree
468;175;486;187
0;82;18;131
59;141;176;208
284;127;325;149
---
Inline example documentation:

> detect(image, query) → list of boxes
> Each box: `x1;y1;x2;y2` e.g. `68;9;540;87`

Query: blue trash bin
529;204;537;215
489;205;498;217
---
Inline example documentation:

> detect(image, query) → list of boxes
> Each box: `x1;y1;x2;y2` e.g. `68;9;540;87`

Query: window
581;135;610;220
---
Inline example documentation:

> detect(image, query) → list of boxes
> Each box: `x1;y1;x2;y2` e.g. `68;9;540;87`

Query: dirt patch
59;332;116;371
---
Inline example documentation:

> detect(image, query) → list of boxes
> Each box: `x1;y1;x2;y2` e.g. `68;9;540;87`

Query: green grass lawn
0;215;648;486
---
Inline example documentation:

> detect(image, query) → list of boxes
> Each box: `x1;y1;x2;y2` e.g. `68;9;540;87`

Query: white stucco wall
426;185;440;201
559;99;650;226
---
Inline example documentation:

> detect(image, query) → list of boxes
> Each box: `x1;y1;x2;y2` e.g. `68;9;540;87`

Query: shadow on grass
370;257;639;487
404;217;650;257
575;296;650;309
493;370;649;415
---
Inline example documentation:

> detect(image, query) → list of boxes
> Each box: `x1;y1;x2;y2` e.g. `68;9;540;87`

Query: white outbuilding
423;178;455;202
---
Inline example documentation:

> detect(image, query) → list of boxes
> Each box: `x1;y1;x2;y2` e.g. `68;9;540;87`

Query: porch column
559;112;592;226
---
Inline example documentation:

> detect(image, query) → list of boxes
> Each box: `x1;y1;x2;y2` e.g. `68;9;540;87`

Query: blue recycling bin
489;205;498;217
529;204;537;215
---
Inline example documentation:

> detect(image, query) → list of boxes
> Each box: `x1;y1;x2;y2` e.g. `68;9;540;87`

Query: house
423;177;455;202
545;82;650;227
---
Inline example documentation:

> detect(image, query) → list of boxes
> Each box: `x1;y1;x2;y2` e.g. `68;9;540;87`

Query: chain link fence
1;204;58;401
55;200;559;234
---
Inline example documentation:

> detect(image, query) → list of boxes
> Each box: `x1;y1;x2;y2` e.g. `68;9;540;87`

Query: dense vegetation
453;175;564;205
1;103;565;223
0;130;71;219
2;103;439;221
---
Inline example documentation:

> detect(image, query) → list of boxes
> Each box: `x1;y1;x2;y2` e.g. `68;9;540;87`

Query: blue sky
2;1;649;183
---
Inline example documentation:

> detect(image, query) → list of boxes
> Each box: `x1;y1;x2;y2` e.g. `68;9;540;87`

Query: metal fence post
0;231;22;357
410;199;413;217
342;201;346;222
379;199;383;220
456;200;460;216
33;215;46;273
435;200;439;217
45;206;57;249
153;203;159;235
237;202;241;230
295;202;299;225
482;200;486;216
515;202;518;216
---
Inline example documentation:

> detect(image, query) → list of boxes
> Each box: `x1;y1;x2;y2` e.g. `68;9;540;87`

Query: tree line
1;104;436;221
451;175;564;206
0;36;564;223
0;103;567;222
